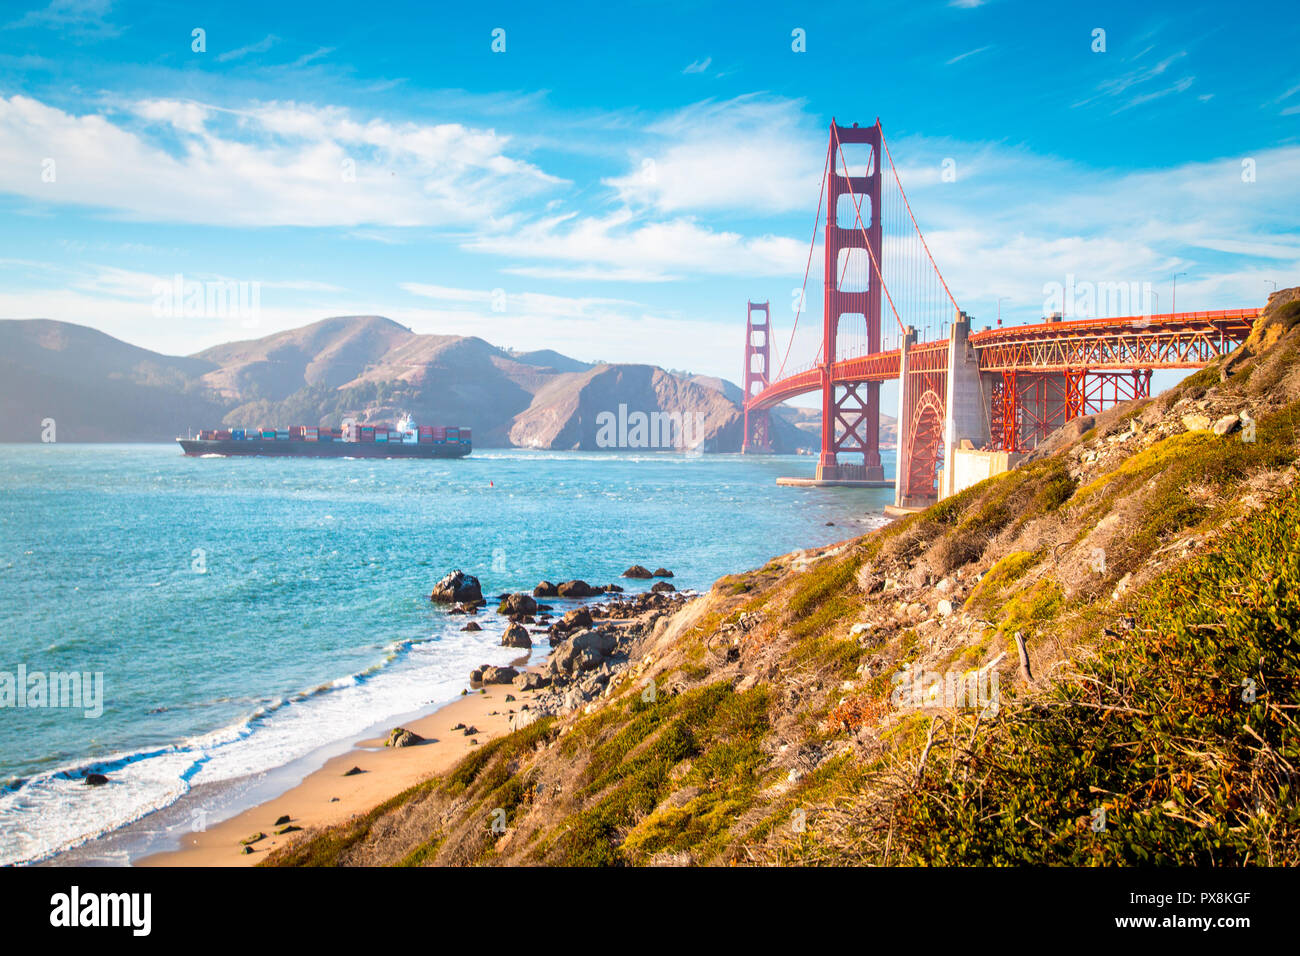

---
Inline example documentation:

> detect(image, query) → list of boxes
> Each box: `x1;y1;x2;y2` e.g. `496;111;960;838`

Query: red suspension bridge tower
741;300;773;453
818;121;885;482
741;116;1258;503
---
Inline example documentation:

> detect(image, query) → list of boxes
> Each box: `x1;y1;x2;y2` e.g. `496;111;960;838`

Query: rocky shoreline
429;567;690;733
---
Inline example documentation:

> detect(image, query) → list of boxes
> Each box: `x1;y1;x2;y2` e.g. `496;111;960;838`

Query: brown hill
0;315;828;451
0;319;224;441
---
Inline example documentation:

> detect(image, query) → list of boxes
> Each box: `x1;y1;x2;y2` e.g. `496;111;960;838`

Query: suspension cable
878;124;958;313
775;146;831;382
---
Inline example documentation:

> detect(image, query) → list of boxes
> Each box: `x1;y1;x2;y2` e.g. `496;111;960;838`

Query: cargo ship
177;415;472;459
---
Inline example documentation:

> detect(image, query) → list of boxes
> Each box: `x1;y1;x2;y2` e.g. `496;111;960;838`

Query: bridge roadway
747;309;1260;412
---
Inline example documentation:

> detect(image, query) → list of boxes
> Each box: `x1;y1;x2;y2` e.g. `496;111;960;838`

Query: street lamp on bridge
996;296;1011;327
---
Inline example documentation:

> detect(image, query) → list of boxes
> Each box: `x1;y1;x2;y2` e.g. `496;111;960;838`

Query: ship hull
177;439;471;459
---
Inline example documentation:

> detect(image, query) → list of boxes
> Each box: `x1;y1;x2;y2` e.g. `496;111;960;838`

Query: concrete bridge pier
893;315;1002;510
940;315;993;499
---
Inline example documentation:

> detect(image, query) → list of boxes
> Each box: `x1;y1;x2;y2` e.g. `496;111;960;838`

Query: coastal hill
0;315;885;450
268;287;1300;866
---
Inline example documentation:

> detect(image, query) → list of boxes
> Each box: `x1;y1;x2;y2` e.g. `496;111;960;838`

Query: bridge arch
904;388;944;501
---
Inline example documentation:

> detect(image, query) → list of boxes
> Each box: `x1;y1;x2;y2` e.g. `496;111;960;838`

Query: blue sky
1;0;1298;389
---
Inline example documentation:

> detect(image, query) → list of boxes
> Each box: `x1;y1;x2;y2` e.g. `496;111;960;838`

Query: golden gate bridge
741;119;1258;508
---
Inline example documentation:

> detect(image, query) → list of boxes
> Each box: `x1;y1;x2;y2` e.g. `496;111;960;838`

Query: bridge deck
747;308;1260;412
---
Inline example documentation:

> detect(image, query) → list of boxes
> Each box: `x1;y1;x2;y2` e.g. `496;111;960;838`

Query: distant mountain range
0;315;897;451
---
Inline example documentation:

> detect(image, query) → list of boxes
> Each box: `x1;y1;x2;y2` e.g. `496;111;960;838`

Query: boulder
651;581;676;593
547;628;617;677
499;592;538;615
572;628;617;657
513;671;550;691
561;607;593;630
343;766;364;776
386;727;424;748
557;579;599;598
622;565;654;579
652;568;674;578
480;665;519;685
84;773;109;787
1181;414;1212;433
502;621;533;649
1212;414;1242;436
603;583;624;593
430;570;483;604
274;814;291;826
461;621;482;632
533;581;558;597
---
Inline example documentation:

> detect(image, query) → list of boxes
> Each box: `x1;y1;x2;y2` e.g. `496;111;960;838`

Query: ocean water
0;443;895;864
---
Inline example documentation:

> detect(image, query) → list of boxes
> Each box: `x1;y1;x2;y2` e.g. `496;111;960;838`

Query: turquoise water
0;444;895;863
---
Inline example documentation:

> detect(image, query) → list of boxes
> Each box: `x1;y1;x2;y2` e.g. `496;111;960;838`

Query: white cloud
401;282;645;319
682;57;712;74
217;34;278;63
1074;50;1198;113
874;136;1300;322
465;210;807;280
7;0;119;37
946;45;993;65
0;94;564;227
601;95;823;214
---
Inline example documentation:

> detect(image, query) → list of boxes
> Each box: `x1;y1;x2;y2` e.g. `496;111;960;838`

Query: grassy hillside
267;292;1300;866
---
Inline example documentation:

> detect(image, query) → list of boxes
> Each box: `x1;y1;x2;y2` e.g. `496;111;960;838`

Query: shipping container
375;432;388;443
431;426;446;442
290;426;305;440
445;427;460;441
276;429;290;440
459;427;472;442
418;425;434;436
231;428;245;441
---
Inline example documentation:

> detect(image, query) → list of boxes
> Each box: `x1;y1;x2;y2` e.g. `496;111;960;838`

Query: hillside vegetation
268;290;1300;866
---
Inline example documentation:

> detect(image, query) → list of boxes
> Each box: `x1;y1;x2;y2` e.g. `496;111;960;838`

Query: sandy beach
141;681;529;867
